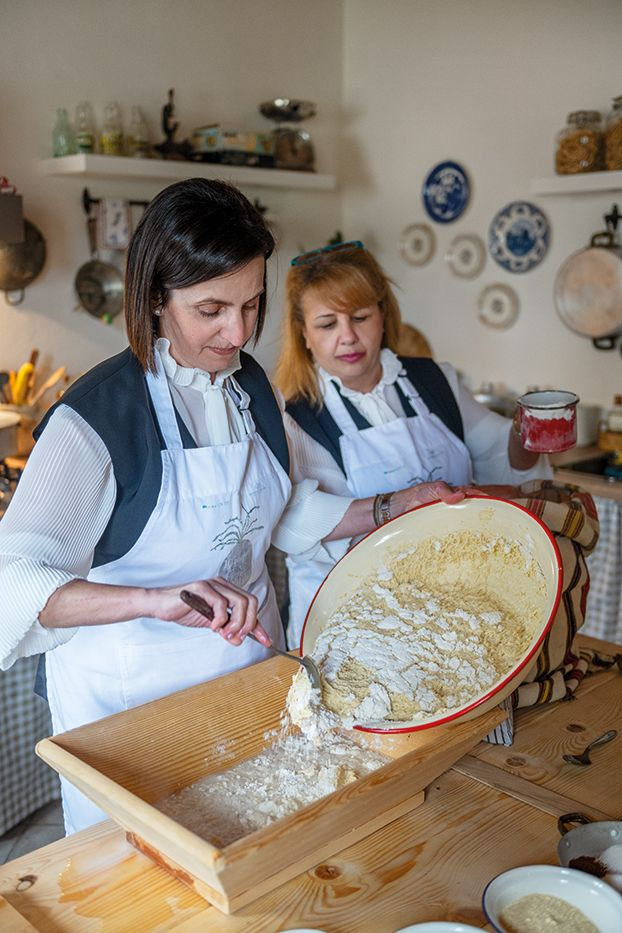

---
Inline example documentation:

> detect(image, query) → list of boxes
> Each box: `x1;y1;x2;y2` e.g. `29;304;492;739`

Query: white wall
341;0;622;409
3;0;622;412
0;0;343;382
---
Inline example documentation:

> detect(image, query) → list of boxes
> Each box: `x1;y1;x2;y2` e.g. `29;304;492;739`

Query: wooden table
1;635;620;932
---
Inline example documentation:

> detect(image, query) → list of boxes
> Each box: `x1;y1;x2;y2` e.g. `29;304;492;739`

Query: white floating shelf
39;153;336;191
530;169;622;195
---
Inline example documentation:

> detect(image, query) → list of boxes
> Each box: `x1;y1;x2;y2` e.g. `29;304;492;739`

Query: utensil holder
0;403;41;455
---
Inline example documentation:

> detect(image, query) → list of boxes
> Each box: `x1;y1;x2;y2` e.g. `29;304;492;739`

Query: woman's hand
145;577;270;648
326;481;484;542
390;481;466;515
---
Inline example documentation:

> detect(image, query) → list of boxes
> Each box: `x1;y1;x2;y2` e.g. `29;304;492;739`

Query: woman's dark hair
125;178;275;370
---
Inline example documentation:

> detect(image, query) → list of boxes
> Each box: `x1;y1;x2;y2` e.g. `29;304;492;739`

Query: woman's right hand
145;577;270;647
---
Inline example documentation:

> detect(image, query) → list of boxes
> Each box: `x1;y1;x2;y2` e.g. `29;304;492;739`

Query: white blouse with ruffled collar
317;348;407;427
155;337;250;447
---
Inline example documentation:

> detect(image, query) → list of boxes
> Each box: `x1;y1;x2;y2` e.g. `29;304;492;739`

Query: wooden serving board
37;655;505;914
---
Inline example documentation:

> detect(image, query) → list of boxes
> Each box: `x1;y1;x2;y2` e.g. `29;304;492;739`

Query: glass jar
126;106;151;158
607;394;622;433
605;96;622;171
52;107;77;157
555;110;604;174
74;101;96;153
100;102;124;156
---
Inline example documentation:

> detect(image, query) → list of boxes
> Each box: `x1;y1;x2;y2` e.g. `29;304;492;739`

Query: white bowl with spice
301;496;562;734
483;864;622;932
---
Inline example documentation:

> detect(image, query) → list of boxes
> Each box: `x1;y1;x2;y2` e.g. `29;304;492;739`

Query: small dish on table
483;864;622;932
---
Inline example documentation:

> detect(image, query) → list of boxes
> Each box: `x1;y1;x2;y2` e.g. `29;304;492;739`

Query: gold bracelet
373;492;392;527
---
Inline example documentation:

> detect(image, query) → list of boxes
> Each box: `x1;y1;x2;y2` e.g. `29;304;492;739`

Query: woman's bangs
308;267;382;315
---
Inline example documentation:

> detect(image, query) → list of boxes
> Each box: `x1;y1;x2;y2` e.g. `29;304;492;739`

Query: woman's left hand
391;480;466;515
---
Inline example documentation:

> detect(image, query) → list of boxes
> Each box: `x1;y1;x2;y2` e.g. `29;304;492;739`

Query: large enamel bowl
300;496;562;734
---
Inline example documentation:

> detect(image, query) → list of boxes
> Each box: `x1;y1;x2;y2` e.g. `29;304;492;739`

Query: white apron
46;349;291;833
286;373;472;647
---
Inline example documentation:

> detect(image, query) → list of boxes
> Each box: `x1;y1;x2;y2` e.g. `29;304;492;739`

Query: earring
153;308;162;317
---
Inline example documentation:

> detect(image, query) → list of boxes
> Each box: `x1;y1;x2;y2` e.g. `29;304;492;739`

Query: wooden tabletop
1;634;620;932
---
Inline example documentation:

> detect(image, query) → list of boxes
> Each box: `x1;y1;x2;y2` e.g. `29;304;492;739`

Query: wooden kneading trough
36;656;504;914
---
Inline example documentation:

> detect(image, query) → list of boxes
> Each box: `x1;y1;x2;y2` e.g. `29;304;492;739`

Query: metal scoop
179;589;321;691
563;729;617;766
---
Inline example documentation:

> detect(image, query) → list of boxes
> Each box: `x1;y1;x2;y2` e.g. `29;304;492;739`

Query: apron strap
145;347;183;451
324;379;372;434
396;372;431;417
227;377;256;436
394;378;417;417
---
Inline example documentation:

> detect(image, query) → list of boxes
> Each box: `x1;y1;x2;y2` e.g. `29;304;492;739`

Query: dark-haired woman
0;181;463;833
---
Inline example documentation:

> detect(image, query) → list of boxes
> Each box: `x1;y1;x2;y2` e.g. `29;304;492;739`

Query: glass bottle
555;110;604;174
52;107;77;157
607;395;622;433
100;102;124;156
605;96;622;171
74;101;95;153
126;106;151;158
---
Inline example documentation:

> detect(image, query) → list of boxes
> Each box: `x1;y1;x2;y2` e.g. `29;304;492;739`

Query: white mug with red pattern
516;390;579;453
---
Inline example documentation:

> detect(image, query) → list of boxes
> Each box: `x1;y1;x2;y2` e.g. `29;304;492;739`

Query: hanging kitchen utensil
554;205;622;350
0;219;46;305
74;216;123;322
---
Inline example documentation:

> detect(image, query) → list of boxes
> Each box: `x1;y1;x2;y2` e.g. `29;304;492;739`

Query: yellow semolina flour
311;528;547;725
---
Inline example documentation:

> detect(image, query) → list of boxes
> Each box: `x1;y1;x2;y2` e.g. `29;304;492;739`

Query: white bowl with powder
301;496;562;734
483;864;622;932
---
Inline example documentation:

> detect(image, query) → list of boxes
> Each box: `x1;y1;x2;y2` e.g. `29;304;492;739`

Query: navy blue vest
34;347;289;568
285;356;464;475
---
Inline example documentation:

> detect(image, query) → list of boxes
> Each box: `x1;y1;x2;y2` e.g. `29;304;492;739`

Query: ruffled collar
318;348;403;400
155;337;241;390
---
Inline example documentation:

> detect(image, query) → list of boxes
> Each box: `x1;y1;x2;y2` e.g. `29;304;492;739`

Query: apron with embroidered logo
286;372;472;647
46;347;291;833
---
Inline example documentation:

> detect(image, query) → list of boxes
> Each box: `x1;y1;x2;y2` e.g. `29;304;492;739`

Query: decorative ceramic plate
399;223;436;266
445;233;486;279
422;161;470;223
477;283;520;330
488;201;550;273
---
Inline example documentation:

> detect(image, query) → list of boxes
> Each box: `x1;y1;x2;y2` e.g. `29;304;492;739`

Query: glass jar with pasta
555;110;604;174
605;96;622;170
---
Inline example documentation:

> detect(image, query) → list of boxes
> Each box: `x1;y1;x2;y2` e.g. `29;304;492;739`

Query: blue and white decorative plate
422;161;470;224
488;201;550;273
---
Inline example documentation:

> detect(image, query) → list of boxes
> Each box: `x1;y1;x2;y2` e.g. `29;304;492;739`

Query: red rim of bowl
299;495;563;734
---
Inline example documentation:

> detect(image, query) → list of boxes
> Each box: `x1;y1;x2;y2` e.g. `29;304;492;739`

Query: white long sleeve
0;406;116;669
0;348;352;668
277;354;552;556
437;363;552;485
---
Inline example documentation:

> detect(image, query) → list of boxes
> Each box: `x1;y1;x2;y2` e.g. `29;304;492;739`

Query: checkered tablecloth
584;495;622;644
0;655;60;835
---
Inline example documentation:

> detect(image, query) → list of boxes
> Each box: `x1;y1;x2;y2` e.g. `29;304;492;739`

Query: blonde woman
275;241;551;647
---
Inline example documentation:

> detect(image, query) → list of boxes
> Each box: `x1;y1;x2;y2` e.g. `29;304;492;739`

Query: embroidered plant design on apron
212;505;264;588
407;464;442;485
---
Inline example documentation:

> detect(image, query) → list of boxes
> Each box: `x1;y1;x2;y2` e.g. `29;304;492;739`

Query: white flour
158;526;546;845
313;528;545;725
157;672;389;847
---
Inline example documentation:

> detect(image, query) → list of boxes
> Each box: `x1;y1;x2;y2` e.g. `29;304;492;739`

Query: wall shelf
530;170;622;196
38;153;337;191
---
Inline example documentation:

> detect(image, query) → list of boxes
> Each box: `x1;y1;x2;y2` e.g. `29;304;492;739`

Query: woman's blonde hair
275;245;402;405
